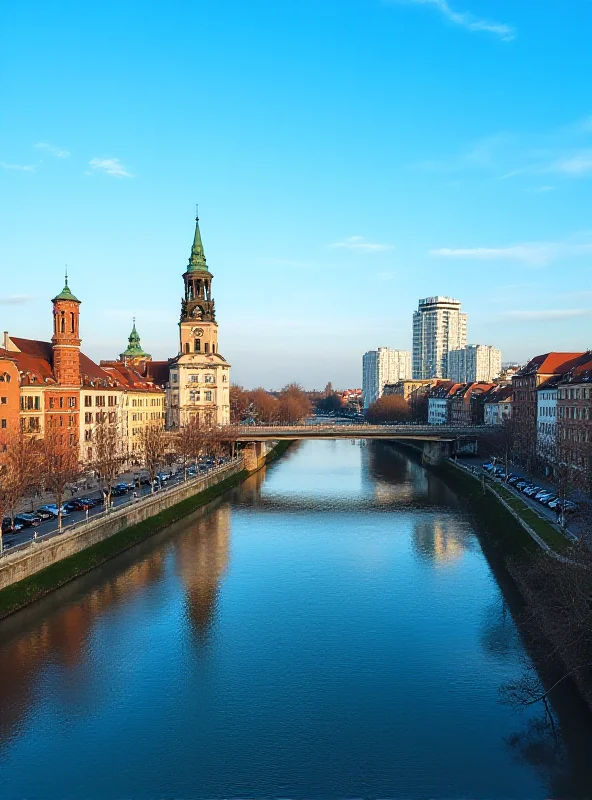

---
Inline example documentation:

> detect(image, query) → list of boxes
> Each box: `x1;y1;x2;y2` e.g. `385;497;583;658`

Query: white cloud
393;0;515;41
0;295;33;305
329;236;393;253
550;152;592;176
430;240;592;266
34;142;70;158
0;162;35;172
88;157;134;178
502;309;592;322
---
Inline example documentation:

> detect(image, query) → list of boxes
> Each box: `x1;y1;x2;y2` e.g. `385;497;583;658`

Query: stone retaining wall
0;460;244;592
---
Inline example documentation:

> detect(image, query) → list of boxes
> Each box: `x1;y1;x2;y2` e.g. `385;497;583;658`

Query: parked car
65;498;92;511
79;497;100;507
111;486;128;497
524;486;542;497
157;472;171;482
542;495;558;507
37;504;70;518
139;476;151;486
13;513;42;528
507;476;520;485
2;517;23;534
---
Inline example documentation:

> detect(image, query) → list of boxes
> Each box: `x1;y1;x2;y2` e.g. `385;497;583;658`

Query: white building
483;385;513;426
167;214;231;428
536;379;559;465
448;345;502;383
412;296;467;379
427;383;455;425
362;348;411;409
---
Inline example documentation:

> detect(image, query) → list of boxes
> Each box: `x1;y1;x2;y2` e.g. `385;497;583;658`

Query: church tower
168;212;230;428
179;213;219;357
51;275;81;386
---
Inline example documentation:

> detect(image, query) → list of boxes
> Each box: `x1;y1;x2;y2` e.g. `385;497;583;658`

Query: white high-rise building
362;348;411;408
412;296;467;379
448;345;502;383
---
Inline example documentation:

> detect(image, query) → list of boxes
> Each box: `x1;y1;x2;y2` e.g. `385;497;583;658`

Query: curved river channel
1;440;592;799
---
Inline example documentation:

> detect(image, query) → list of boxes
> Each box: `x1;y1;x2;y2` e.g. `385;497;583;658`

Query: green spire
186;212;210;273
52;269;81;303
121;318;151;360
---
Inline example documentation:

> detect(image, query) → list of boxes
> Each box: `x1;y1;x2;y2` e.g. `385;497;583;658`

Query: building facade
556;356;592;487
512;352;584;467
412;296;467;379
362;348;411;409
167;215;231;428
427;381;457;425
536;379;559;466
448;345;501;383
482;384;513;426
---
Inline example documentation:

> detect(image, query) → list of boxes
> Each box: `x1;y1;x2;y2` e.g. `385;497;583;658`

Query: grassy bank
0;469;248;620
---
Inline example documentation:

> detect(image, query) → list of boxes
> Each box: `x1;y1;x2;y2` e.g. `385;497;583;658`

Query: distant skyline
1;0;592;388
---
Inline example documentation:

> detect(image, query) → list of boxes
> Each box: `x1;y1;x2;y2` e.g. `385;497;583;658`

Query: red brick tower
51;275;81;386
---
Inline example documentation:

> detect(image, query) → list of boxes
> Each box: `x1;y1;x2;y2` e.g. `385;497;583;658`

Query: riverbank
0;441;293;620
391;440;592;712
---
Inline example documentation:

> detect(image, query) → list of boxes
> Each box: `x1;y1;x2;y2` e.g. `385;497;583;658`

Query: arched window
70;312;75;333
185;342;190;354
60;312;65;333
194;339;201;352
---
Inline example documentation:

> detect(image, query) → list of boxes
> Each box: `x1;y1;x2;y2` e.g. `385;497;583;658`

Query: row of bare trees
230;383;312;424
0;417;238;551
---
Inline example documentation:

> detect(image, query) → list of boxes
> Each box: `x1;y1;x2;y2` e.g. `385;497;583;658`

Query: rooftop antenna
65;265;68;286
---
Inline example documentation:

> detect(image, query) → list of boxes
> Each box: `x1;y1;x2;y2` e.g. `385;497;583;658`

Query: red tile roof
517;352;585;376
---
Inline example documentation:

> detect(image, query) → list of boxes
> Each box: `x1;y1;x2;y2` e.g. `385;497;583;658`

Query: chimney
3;331;8;351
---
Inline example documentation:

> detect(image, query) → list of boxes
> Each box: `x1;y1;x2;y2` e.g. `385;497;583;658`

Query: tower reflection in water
175;503;231;645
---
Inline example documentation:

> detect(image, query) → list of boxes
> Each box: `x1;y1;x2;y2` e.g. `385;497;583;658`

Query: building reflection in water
175;504;231;645
412;516;471;564
0;550;166;746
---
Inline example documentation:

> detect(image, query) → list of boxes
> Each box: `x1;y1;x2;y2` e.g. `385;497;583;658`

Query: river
1;440;591;799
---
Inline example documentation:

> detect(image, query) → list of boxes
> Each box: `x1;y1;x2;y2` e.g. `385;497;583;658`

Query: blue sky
1;0;591;389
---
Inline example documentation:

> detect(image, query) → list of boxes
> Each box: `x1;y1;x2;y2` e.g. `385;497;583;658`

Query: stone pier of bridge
421;440;451;467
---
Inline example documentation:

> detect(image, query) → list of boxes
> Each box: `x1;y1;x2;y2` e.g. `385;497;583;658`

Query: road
2;462;228;552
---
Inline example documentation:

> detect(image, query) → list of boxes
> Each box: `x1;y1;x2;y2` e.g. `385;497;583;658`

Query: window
205;342;209;354
85;412;92;424
173;373;178;383
68;396;76;408
84;395;92;407
189;390;200;403
68;415;76;427
204;390;212;402
189;374;199;383
108;412;116;423
1;419;6;429
70;312;75;333
0;397;5;404
69;434;76;446
49;397;55;409
84;429;92;442
194;339;201;352
96;396;105;407
205;374;214;384
185;343;190;354
108;395;117;406
59;396;64;409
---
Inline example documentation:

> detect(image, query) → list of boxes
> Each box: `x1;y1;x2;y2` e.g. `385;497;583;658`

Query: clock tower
168;212;231;428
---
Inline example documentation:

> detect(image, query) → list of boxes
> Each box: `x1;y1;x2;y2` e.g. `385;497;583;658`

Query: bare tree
39;427;82;531
137;423;169;492
0;429;41;552
482;417;520;481
229;384;251;424
175;417;208;478
89;413;126;510
366;395;410;424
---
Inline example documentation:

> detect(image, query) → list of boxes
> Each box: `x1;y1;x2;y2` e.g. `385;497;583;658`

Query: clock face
191;327;204;337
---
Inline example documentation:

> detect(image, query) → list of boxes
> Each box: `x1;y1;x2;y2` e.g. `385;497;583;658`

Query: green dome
52;276;80;303
121;321;151;360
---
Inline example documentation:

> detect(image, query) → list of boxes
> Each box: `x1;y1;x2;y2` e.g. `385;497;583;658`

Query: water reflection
0;440;591;799
176;505;230;644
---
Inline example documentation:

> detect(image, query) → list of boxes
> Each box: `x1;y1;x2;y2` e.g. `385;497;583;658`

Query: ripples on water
0;440;591;799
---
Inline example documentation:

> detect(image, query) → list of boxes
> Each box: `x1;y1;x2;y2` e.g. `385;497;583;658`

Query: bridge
225;423;495;469
229;423;493;442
